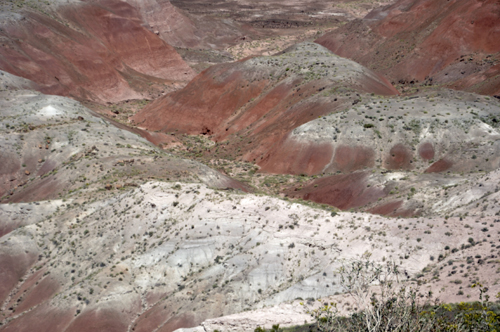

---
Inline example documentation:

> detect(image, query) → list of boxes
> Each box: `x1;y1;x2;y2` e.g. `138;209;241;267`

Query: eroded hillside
1;0;500;331
0;0;197;103
2;180;499;331
133;42;398;176
0;75;247;205
315;0;500;96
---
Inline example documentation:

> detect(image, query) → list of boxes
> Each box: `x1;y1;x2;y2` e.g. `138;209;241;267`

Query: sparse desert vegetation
1;0;500;331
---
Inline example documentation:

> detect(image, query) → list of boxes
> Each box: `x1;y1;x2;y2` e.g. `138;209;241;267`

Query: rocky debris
84;146;98;156
114;159;134;166
200;303;312;332
170;0;379;25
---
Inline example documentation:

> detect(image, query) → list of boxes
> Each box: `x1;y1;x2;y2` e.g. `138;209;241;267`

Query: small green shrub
306;259;500;332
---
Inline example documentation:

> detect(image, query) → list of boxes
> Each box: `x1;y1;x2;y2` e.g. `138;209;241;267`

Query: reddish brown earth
64;306;136;332
315;0;500;96
133;43;399;176
367;200;403;215
133;305;174;332
367;200;416;217
285;171;424;217
258;139;334;175
133;62;271;134
327;145;376;173
5;267;48;311
0;253;36;305
239;95;340;175
12;274;60;314
0;0;195;103
384;143;413;170
425;159;454;173
3;303;137;332
286;171;386;210
418;142;435;160
0;303;75;332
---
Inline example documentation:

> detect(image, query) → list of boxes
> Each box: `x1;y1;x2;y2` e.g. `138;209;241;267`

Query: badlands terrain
1;0;500;331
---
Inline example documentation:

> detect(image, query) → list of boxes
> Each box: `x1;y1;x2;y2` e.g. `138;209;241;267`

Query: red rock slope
315;0;500;96
123;0;252;50
0;0;195;103
133;42;398;175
